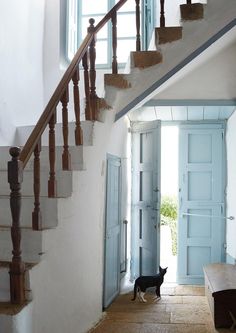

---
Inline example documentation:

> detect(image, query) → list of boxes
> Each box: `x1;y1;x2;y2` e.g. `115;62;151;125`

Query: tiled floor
90;284;234;333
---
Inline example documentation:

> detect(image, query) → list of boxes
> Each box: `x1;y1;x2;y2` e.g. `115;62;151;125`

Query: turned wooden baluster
111;11;118;74
8;147;26;304
135;0;141;51
82;52;92;121
72;68;83;146
88;18;98;120
187;0;192;3
61;87;71;170
160;0;165;27
48;111;57;197
32;140;42;230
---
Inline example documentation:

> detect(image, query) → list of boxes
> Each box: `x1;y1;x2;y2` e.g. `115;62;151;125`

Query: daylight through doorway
160;126;179;283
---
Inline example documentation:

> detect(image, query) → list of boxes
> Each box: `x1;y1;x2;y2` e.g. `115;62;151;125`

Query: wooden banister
8;0;140;304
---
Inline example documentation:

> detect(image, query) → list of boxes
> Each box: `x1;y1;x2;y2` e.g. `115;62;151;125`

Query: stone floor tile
159;296;183;304
169;305;210;325
175;285;205;296
107;302;166;313
140;323;209;333
107;310;170;324
161;287;176;296
89;320;141;333
182;295;207;305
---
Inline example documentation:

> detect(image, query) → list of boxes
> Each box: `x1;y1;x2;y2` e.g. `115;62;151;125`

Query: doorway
131;121;226;285
160;126;179;283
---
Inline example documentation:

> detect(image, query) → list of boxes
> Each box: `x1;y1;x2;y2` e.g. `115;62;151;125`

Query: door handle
153;187;159;192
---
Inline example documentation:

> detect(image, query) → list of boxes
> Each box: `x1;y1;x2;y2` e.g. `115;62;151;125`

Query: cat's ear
159;265;162;270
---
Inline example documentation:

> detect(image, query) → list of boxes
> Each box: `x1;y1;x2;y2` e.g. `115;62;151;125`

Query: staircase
0;0;235;332
104;0;236;120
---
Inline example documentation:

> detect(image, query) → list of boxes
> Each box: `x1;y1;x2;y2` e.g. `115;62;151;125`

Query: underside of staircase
0;0;235;332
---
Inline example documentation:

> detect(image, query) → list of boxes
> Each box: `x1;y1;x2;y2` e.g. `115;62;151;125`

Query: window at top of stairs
66;0;137;67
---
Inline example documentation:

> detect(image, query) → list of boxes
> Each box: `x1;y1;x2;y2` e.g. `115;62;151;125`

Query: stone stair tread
131;51;163;69
104;74;131;89
180;3;204;21
155;26;183;45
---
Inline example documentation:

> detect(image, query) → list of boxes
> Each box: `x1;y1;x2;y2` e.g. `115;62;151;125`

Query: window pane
115;0;135;12
117;14;136;38
82;0;108;15
96;40;108;64
82;16;108;39
117;39;136;63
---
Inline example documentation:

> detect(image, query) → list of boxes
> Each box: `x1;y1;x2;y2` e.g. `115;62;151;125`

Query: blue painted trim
115;19;236;121
226;253;236;264
144;99;236;107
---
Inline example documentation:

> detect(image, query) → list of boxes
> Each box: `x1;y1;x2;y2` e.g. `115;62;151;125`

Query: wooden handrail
19;34;93;168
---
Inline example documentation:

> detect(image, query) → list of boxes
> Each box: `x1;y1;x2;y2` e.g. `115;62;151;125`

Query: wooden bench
204;263;236;329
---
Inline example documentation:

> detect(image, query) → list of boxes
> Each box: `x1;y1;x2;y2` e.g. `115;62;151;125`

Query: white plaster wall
226;110;236;261
26;110;130;333
0;0;45;128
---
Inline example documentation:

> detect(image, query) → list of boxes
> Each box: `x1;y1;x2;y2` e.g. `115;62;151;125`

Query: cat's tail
131;282;137;301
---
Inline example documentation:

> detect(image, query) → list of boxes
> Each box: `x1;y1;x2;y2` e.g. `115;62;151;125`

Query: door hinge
223;243;227;250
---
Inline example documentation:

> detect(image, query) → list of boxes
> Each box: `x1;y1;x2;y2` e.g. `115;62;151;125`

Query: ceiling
128;105;236;122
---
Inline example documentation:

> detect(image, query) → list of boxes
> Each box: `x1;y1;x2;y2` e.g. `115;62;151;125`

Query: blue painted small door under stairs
131;121;161;280
103;154;121;308
178;123;226;285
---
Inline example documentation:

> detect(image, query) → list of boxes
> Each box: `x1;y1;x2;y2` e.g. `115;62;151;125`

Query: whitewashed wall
21;111;130;333
0;0;45;129
226;110;236;263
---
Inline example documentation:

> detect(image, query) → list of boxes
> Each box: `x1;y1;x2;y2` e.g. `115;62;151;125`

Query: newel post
8;147;26;304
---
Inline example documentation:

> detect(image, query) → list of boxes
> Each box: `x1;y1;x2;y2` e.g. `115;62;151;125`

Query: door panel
178;124;225;285
131;121;161;279
103;155;121;308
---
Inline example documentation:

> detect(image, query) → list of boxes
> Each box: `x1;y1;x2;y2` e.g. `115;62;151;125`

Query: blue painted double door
131;122;226;285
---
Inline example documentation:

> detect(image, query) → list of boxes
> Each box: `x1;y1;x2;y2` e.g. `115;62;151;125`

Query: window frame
66;0;137;68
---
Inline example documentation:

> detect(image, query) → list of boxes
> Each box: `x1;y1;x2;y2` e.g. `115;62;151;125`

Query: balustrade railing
7;0;141;304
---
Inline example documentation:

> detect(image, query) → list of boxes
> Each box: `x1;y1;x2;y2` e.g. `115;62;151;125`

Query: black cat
131;266;168;302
